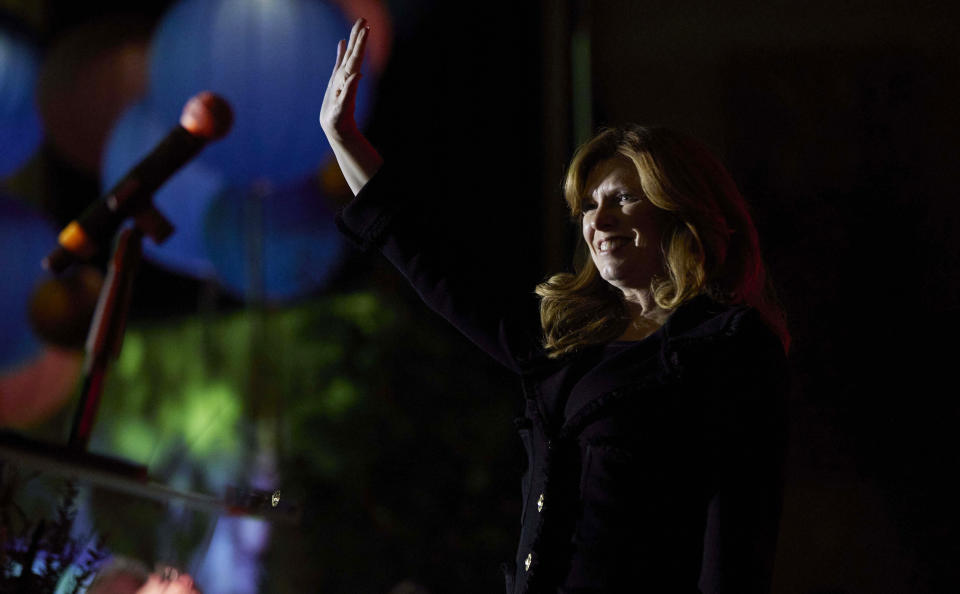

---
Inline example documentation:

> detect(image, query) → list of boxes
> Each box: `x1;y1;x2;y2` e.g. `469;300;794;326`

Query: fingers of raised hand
342;19;369;79
345;17;364;57
320;19;367;134
334;24;368;101
325;39;346;96
347;17;366;49
333;39;346;74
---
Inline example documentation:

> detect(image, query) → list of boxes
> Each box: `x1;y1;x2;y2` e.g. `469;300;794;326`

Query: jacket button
537;493;544;512
524;552;533;571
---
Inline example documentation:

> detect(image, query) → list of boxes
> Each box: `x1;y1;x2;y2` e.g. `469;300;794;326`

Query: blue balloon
0;30;43;178
203;178;344;302
103;100;225;279
0;195;56;370
149;0;373;185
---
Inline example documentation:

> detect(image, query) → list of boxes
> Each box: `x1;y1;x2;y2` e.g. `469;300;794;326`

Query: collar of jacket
519;294;753;437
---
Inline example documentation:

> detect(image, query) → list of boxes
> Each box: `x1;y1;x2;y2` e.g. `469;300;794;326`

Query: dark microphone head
179;91;233;140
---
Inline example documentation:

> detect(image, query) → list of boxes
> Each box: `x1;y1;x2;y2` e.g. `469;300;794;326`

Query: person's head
577;155;668;298
85;556;149;594
537;124;788;356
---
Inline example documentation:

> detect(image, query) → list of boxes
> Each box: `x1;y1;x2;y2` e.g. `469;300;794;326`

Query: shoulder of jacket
664;297;760;345
661;298;783;376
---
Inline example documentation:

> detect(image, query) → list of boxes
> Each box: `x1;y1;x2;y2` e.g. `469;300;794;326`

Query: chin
599;270;654;293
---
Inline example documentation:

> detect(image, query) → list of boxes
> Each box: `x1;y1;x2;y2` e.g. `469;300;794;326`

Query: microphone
43;92;233;272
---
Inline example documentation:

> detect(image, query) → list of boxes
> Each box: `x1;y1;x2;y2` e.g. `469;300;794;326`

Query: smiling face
581;156;667;295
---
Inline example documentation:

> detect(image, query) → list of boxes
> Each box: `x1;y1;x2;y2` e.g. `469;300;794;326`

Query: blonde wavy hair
536;125;789;358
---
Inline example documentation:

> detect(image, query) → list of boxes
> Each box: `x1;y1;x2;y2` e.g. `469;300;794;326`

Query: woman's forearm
329;129;383;195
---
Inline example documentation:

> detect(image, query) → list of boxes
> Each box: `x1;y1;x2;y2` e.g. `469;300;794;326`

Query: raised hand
320;17;369;142
318;18;383;195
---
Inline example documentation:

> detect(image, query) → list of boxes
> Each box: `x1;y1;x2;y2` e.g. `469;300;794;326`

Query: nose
591;201;618;231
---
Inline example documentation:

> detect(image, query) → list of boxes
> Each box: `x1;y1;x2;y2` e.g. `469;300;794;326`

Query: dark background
2;0;959;592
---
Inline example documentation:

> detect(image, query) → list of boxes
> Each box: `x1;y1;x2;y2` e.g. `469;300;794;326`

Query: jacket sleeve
335;166;543;373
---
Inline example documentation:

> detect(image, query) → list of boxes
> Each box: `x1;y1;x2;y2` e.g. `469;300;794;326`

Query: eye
617;192;639;204
581;200;597;213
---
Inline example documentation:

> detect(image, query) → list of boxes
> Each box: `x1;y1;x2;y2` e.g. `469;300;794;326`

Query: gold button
536;493;544;512
524;553;532;571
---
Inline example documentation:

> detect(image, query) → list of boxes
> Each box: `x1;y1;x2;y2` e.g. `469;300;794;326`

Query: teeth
599;238;628;252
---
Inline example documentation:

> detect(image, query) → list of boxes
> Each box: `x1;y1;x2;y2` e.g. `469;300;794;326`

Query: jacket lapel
557;295;741;434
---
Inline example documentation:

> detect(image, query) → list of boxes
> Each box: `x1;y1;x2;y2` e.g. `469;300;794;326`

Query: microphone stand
0;212;300;523
65;200;182;450
68;225;142;451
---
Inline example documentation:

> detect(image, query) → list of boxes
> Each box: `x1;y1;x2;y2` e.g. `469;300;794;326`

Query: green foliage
84;292;405;566
73;288;518;593
263;289;521;594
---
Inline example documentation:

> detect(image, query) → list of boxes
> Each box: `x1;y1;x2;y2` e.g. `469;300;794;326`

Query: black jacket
337;168;789;594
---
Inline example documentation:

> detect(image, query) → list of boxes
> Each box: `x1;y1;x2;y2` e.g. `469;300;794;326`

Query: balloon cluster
0;1;391;424
102;0;383;301
0;30;42;177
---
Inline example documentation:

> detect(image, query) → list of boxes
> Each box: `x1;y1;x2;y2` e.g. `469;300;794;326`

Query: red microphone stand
68;225;143;452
